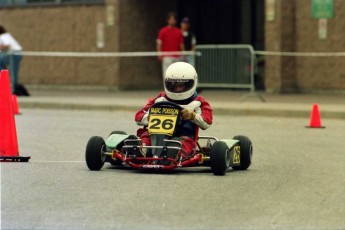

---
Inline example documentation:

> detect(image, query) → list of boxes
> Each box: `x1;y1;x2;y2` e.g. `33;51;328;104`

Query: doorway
177;0;265;89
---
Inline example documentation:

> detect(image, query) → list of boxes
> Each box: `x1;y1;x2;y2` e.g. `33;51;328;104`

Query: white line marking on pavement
30;161;84;163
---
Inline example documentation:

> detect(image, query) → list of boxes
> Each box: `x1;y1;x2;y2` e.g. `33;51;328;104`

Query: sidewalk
17;88;345;119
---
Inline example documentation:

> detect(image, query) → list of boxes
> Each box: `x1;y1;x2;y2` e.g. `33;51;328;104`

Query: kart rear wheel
85;136;106;171
232;135;253;170
108;131;127;166
210;141;231;176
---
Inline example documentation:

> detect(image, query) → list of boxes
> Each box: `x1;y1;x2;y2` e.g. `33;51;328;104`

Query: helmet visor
165;78;195;93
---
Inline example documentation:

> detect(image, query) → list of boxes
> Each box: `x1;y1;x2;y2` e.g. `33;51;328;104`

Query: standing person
180;17;197;66
0;25;23;93
156;12;185;77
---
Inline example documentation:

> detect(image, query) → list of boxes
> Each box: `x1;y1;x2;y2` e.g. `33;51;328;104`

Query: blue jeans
179;55;195;66
0;52;22;91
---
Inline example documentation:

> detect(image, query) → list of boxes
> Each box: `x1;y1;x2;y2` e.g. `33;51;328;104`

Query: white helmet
164;62;198;101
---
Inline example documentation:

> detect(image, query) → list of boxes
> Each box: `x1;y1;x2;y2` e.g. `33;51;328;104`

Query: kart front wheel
85;136;106;171
210;141;231;176
232;135;253;170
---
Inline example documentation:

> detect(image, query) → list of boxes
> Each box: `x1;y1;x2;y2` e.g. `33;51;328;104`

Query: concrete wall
265;0;345;93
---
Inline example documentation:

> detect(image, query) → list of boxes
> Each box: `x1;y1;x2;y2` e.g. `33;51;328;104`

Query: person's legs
172;57;180;64
138;131;151;156
139;131;151;146
0;53;9;70
11;54;22;87
187;55;195;66
0;53;13;90
162;57;168;78
138;131;196;158
179;136;195;157
162;57;175;78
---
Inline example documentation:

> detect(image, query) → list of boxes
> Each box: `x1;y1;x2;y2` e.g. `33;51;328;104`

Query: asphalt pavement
2;88;345;229
17;88;345;119
1;108;345;229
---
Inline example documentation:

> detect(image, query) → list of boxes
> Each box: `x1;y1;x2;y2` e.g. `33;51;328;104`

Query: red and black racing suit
135;92;213;156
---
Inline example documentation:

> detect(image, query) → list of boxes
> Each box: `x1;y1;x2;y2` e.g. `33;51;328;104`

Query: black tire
108;131;127;166
85;136;106;171
210;141;231;176
232;135;253;170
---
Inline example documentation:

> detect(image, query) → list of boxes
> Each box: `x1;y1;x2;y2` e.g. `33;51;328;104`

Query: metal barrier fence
195;45;255;91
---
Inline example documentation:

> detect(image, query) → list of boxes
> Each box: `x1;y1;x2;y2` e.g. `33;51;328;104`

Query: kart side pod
219;139;241;167
106;134;130;150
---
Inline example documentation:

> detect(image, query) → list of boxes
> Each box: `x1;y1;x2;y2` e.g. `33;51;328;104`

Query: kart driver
135;62;213;157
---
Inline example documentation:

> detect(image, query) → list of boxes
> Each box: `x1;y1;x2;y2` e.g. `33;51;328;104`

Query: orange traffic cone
306;103;325;128
12;94;21;115
0;70;30;162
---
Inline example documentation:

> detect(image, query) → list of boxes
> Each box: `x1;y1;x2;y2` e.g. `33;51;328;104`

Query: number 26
149;118;174;130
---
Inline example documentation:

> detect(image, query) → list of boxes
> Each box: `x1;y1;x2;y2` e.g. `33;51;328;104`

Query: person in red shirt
135;62;213;160
156;12;185;77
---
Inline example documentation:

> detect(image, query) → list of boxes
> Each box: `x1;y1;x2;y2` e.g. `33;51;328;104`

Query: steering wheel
151;101;183;110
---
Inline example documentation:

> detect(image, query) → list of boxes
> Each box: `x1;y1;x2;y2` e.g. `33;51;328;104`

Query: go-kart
85;101;253;176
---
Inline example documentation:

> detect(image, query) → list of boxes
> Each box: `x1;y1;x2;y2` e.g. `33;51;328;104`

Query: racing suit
135;92;213;156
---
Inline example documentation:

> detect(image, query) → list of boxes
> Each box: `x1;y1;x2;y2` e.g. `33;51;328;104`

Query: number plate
148;107;179;136
233;146;240;164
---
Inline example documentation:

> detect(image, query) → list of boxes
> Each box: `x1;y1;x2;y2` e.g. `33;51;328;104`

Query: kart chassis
105;136;220;170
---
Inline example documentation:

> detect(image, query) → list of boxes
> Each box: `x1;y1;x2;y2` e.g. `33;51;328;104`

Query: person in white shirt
0;25;23;91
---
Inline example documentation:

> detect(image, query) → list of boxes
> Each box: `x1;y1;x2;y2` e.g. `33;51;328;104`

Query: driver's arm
135;98;154;126
181;99;213;130
135;94;167;126
193;101;212;130
193;113;212;130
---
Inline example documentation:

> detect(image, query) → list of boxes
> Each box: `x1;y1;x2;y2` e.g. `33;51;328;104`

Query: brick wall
0;0;177;89
295;0;345;91
265;0;345;92
265;0;297;93
0;4;120;87
117;0;176;90
3;0;345;92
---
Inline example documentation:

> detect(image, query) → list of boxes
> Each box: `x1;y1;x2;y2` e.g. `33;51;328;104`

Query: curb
19;101;345;119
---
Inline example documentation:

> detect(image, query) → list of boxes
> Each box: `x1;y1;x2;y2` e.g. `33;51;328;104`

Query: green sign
312;0;334;19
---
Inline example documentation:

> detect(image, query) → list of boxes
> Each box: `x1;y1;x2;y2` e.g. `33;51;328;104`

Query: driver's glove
181;109;196;120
